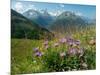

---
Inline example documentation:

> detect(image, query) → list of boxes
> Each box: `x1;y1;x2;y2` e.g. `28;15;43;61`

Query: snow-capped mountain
49;11;88;33
23;9;54;28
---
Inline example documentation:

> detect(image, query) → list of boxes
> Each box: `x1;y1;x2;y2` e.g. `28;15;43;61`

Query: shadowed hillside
11;9;54;40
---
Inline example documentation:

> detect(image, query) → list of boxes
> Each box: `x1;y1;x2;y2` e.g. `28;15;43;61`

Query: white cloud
28;4;37;11
75;12;83;16
15;2;23;13
29;5;35;8
23;4;38;13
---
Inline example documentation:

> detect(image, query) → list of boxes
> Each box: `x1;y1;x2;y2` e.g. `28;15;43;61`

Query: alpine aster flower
59;38;67;44
68;48;78;55
66;37;74;46
35;51;42;57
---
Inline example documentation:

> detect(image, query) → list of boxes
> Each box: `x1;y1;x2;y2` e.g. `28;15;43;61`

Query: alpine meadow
11;1;96;74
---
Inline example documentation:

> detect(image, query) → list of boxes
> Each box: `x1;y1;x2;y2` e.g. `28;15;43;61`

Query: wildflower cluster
33;47;43;57
32;36;96;71
66;37;84;56
33;36;84;58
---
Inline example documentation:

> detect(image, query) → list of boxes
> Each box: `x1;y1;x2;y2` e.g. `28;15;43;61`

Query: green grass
11;26;96;74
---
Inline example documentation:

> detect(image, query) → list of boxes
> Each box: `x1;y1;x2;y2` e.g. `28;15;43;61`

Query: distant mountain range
49;11;88;33
22;9;95;28
11;9;54;39
23;9;54;28
11;9;96;38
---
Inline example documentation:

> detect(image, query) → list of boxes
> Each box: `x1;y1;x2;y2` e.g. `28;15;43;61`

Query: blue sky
11;0;96;19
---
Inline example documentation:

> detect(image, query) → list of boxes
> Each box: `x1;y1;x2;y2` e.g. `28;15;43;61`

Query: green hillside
11;9;54;40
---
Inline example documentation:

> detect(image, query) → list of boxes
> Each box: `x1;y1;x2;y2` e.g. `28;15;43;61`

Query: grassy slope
11;25;96;74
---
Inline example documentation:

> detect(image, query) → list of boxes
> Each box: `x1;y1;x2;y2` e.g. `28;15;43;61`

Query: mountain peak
23;9;54;27
58;11;76;18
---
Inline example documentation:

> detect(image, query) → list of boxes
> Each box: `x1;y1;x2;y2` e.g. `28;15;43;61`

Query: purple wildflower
66;37;74;46
35;51;42;57
68;48;78;55
66;37;81;46
66;36;73;42
59;38;67;44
